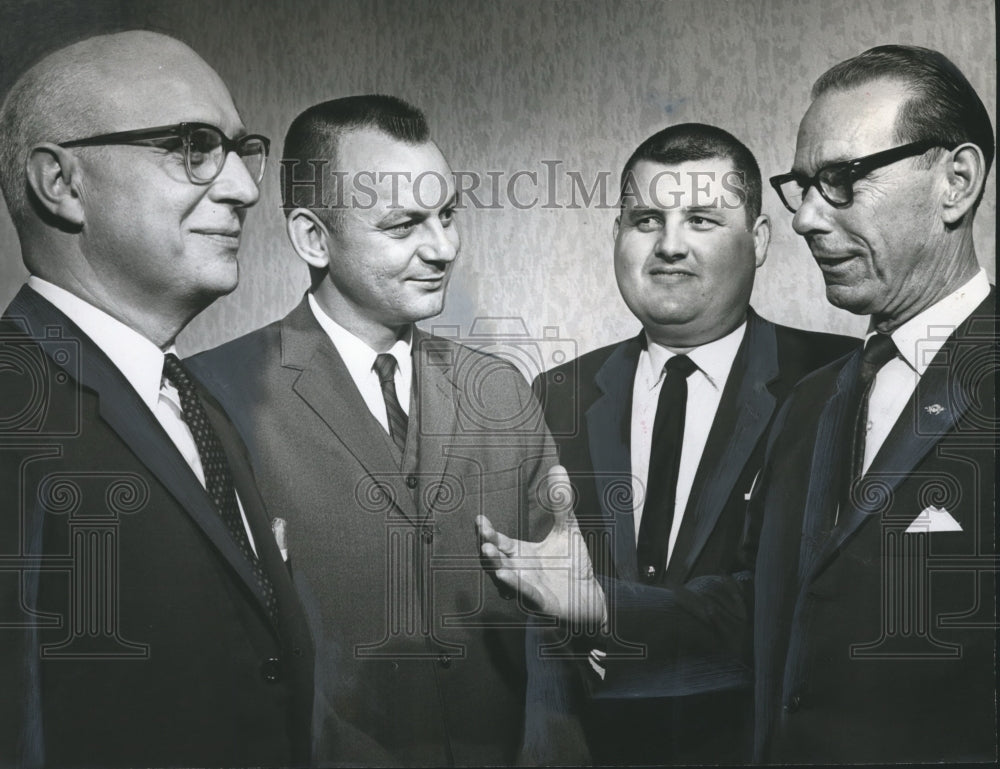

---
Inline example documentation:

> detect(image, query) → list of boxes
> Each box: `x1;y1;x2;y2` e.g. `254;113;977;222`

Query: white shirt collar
307;292;413;382
640;320;747;391
881;270;990;376
27;276;171;411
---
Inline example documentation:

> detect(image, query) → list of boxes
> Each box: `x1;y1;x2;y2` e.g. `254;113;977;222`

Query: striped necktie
373;353;408;456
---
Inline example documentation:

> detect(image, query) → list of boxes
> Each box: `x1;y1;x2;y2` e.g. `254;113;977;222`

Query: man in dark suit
755;44;996;763
188;96;566;766
0;31;315;768
528;123;857;764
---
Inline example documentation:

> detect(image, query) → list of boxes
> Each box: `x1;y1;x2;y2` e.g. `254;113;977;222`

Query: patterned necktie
636;354;698;584
162;353;277;623
373;353;408;456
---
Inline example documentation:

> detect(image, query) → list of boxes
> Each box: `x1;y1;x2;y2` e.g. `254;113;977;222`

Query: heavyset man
529;122;855;764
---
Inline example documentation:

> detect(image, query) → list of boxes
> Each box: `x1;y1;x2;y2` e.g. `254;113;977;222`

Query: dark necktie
636;354;698;584
373;353;408;456
847;333;898;492
162;353;277;623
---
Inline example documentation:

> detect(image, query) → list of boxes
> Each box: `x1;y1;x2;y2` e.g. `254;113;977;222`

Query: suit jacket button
260;657;282;683
406;475;418;489
438;655;452;668
784;694;802;713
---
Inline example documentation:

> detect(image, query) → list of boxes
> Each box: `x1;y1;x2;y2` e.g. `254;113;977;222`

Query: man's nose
209;151;261;208
792;186;832;236
654;223;688;260
417;217;460;264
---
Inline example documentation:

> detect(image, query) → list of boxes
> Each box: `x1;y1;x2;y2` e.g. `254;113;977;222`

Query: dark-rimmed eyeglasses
769;139;954;213
58;122;270;185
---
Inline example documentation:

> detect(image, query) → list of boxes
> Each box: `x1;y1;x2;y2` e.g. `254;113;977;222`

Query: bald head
0;30;261;346
0;31;234;228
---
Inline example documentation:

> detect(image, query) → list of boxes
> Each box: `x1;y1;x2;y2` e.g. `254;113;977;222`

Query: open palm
477;465;607;630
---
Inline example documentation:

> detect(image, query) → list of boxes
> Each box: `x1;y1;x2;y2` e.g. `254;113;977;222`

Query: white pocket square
905;506;962;533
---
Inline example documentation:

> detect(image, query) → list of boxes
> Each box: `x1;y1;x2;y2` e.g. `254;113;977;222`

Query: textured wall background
0;0;995;363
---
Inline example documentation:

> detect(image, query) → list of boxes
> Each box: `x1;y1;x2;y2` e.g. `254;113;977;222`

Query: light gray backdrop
0;0;995;369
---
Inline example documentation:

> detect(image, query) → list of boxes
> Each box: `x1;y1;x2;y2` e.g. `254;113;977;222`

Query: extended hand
476;465;607;630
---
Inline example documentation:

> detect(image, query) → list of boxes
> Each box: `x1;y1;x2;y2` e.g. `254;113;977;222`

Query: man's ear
25;143;85;226
612;215;620;241
941;143;987;225
286;208;332;270
751;214;770;268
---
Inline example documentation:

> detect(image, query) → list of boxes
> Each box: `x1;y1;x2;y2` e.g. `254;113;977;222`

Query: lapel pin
924;404;945;415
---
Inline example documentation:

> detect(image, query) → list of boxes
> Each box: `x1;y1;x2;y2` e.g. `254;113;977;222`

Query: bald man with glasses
0;31;316;767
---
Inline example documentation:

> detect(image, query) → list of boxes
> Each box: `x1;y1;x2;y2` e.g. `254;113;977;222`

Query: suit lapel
795;354;858;582
805;296;990;581
409;330;458;520
666;313;779;582
7;287;278;624
281;298;419;524
585;335;642;581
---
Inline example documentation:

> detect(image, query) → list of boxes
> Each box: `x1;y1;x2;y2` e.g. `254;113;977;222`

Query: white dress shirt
862;269;990;473
631;322;746;566
27;276;257;552
308;293;413;434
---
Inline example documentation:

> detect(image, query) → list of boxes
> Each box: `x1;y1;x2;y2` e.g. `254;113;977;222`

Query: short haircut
281;94;429;213
620;122;762;224
281;94;429;287
812;45;995;182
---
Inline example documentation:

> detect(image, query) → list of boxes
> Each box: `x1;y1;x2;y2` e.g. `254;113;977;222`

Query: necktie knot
664;354;697;379
373;353;398;385
859;334;896;386
162;352;193;395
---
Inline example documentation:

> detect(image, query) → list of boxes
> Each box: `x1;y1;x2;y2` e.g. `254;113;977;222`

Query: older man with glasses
0;31;316;767
751;44;996;763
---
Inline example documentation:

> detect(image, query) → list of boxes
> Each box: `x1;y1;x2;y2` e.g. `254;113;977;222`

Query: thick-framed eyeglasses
58;122;270;185
768;139;955;213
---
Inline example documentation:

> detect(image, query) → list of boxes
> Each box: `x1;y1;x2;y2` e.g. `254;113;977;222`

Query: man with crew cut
189;95;577;766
